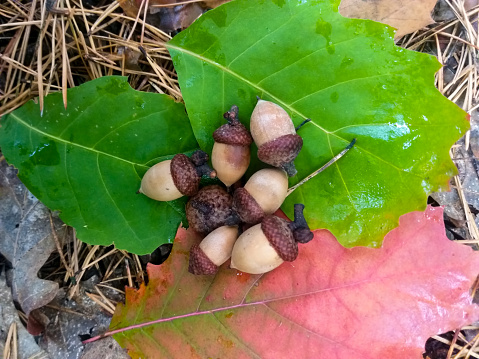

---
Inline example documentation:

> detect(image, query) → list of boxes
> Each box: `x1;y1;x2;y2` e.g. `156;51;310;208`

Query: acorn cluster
139;99;314;275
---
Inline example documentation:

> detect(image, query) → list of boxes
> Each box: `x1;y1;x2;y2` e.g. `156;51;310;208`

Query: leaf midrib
165;44;425;182
107;276;380;338
166;43;395;137
10;112;149;169
165;43;323;129
11;111;190;242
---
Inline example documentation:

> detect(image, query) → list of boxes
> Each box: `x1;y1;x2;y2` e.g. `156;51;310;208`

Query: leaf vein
327;134;357;213
10;112;149;169
211;312;262;359
91;119;140;149
140;327;172;357
289;72;394;107
160;261;189;318
63;143;87;225
57;95;104;137
165;43;327;132
256;36;359;87
262;303;338;344
95;153;142;242
347;139;424;180
197;7;248;58
196;272;218;312
169;318;208;356
226;6;306;68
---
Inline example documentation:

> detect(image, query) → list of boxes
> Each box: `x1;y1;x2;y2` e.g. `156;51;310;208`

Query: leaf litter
0;156;61;316
0;272;49;359
1;0;479;357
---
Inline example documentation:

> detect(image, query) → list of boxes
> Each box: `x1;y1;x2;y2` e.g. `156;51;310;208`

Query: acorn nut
230;204;313;274
138;150;215;201
232;168;288;224
186;185;234;236
212;105;253;187
188;225;239;275
250;99;303;177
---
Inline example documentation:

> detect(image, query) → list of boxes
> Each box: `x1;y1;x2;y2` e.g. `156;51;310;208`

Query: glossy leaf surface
166;0;469;247
110;206;479;358
0;77;198;254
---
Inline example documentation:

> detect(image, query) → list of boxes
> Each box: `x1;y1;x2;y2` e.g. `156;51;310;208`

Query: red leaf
108;206;479;358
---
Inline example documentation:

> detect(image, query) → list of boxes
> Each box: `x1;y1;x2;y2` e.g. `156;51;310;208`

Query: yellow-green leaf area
0;76;198;254
167;0;469;247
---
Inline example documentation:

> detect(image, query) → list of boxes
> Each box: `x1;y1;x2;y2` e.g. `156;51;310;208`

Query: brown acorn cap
213;123;253;146
170;154;200;196
261;215;298;262
257;134;303;176
186;185;233;235
213;105;253;146
188;244;218;275
232;188;264;224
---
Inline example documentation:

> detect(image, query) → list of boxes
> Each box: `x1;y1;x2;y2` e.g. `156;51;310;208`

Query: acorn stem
281;161;297;177
196;164;217;178
225;211;242;226
286;138;356;196
190;150;217;178
289;204;314;244
223;105;240;125
295;118;311;131
190;150;209;166
291;204;308;229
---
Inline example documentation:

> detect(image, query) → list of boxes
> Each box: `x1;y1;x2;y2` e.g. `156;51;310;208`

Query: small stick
12;320;17;359
3;322;14;359
72;230;79;276
125;258;133;288
95;285;117;312
133;254;144;284
85;292;115;315
49;211;73;278
103;253;126;281
140;0;149;46
61;13;68;109
97;283;125;295
295;118;311;131
287;138;356;196
446;328;461;359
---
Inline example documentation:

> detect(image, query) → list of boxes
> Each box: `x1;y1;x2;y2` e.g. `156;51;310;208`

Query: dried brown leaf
339;0;437;38
0;158;61;315
0;274;48;359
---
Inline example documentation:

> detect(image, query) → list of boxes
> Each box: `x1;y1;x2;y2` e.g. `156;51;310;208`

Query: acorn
250;99;303;177
138;150;215;201
188;225;239;275
212;105;253;186
232;168;288;224
230;204;313;275
186;185;234;235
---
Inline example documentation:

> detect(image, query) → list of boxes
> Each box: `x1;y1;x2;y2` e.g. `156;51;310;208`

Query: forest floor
1;0;479;358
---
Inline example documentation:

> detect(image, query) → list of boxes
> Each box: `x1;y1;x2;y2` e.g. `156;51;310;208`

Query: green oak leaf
166;0;469;247
0;77;198;254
